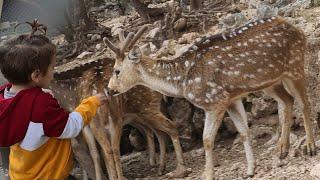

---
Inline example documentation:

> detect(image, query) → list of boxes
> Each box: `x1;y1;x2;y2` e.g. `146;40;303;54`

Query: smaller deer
106;17;316;180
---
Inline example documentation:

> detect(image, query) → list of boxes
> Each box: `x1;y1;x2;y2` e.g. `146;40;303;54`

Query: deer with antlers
105;16;317;179
52;53;188;179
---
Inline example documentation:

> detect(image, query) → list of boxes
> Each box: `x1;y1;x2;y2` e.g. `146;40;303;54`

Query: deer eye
128;51;138;61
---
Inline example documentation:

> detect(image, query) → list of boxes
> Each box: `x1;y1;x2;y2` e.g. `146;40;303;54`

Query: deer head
104;25;151;95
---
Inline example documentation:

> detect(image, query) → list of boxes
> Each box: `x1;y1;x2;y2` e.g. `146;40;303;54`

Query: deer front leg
227;99;255;178
82;126;103;180
202;109;225;180
89;122;118;180
110;126;126;180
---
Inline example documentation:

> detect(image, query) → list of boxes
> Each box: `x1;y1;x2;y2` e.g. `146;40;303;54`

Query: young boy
0;32;108;179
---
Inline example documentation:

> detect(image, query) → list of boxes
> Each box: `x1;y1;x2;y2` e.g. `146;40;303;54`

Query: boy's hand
95;93;108;105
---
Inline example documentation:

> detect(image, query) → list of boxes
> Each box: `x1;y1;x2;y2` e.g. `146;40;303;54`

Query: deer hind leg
144;113;188;178
283;78;316;156
131;122;156;166
165;131;188;178
227;99;255;178
82;126;103;180
154;130;167;176
264;83;294;159
71;137;97;180
202;108;225;180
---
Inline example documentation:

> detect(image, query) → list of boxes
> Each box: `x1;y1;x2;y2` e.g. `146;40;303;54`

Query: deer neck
138;54;196;97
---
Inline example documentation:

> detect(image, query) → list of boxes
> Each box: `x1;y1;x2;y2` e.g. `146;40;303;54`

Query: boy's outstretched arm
33;92;108;139
59;93;108;139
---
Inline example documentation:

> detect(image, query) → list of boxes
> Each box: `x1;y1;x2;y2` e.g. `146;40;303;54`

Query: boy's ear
31;69;41;83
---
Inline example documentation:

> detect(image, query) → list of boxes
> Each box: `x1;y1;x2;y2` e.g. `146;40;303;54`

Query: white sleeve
20;122;49;151
58;112;84;139
19;112;84;151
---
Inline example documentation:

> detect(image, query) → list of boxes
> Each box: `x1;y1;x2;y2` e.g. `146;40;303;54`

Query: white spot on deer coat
211;89;217;95
188;93;195;99
195;77;202;83
207;82;217;87
185;61;190;67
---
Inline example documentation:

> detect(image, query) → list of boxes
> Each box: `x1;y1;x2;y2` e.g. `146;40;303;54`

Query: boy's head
0;33;56;88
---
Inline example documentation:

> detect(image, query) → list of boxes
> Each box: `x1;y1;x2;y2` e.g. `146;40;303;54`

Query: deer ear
140;43;152;56
128;45;142;62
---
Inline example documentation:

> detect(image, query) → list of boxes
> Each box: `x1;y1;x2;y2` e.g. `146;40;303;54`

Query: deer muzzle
106;88;120;96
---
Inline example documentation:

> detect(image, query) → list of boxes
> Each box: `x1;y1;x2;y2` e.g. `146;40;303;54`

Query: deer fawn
105;17;316;179
52;54;188;179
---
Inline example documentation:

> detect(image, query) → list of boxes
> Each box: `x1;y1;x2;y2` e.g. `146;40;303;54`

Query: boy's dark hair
0;32;56;85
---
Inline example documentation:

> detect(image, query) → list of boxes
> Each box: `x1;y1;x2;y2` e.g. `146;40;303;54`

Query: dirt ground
121;126;320;180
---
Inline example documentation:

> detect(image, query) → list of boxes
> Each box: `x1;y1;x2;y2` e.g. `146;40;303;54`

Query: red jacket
0;83;69;147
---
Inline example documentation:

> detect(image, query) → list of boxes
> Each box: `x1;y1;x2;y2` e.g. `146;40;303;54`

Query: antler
103;25;149;59
103;30;134;58
103;37;121;57
127;25;149;50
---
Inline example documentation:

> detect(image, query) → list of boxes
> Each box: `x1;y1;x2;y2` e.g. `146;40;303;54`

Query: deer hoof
303;142;317;156
157;165;165;176
277;141;289;159
200;172;215;180
243;174;254;179
120;176;128;180
245;167;255;178
165;166;191;178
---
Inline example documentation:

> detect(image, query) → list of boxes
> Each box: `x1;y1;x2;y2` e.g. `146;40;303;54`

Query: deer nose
106;88;119;96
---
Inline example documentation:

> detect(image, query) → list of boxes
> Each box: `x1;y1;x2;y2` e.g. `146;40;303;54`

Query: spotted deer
105;17;316;179
52;54;188;179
